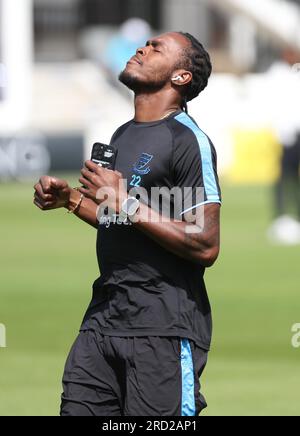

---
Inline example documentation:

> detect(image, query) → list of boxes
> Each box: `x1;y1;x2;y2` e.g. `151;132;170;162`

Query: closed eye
146;40;163;52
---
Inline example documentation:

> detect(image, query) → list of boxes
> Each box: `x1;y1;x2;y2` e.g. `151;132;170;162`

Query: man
267;48;300;244
33;32;221;416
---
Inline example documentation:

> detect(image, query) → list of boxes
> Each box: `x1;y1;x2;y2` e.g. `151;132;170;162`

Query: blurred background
0;0;299;416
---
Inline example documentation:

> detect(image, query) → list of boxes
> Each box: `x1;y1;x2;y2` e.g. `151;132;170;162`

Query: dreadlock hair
176;32;212;112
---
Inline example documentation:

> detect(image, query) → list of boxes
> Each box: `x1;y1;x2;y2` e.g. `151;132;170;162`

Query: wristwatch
119;196;140;222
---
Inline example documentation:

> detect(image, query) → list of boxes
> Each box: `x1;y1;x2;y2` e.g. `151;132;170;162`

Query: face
119;32;191;93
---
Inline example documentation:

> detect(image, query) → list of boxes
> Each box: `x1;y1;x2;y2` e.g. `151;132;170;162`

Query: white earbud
172;76;182;81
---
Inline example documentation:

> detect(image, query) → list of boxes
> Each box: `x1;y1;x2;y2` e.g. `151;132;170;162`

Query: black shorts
60;330;208;416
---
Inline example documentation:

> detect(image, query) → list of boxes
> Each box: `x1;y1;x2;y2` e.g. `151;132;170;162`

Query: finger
33;197;45;210
34;193;56;209
50;177;67;190
78;187;96;201
78;186;90;197
34;192;46;205
80;168;97;184
94;164;110;176
78;176;93;189
85;160;99;172
39;176;53;193
34;183;54;201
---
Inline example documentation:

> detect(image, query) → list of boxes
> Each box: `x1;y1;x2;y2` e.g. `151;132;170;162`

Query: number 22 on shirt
130;175;142;187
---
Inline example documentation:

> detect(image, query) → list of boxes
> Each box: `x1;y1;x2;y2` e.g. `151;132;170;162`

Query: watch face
127;198;139;216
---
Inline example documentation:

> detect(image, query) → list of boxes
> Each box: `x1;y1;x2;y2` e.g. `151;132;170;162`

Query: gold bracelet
67;189;84;214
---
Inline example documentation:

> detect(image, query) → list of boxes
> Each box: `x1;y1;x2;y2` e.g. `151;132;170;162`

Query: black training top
81;110;221;351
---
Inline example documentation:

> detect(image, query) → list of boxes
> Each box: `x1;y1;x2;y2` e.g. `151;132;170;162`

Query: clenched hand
33;176;71;211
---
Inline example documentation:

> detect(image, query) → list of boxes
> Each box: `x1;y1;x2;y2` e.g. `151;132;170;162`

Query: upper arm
170;116;222;219
170;116;222;265
185;203;221;250
184;202;220;261
201;202;220;246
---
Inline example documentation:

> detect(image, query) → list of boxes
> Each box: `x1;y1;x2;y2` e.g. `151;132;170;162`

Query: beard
118;68;172;94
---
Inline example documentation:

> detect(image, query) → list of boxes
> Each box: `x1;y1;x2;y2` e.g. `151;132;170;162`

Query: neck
134;89;181;122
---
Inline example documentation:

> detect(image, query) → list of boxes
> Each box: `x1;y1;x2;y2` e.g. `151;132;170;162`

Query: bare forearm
133;202;220;266
65;189;98;229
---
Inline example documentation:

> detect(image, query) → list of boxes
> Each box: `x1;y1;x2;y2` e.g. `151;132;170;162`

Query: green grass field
0;178;299;416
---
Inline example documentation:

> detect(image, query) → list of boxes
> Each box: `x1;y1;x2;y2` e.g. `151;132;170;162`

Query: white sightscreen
0;0;6;101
